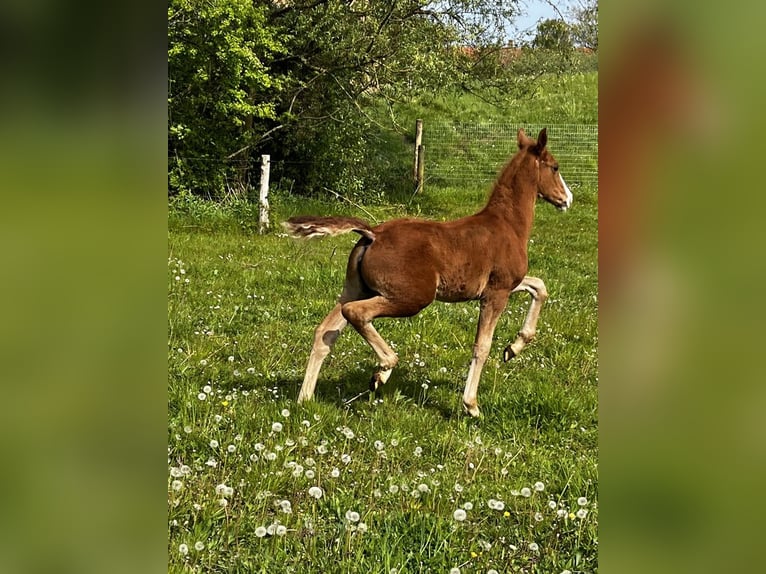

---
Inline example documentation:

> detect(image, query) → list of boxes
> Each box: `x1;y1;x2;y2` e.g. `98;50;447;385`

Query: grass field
168;83;597;573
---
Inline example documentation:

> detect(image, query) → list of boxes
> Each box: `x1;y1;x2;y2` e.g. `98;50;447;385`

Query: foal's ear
517;128;530;148
533;128;548;154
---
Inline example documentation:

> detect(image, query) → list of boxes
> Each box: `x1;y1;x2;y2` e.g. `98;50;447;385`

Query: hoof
463;403;482;418
369;368;392;392
503;346;516;362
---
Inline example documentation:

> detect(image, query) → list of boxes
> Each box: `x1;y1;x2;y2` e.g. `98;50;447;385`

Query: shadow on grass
269;366;471;421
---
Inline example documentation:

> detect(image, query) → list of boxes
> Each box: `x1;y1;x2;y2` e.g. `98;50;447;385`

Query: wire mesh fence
424;123;598;189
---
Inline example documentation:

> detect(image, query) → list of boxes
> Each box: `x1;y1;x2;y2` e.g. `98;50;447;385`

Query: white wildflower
453;509;467;521
308;486;323;499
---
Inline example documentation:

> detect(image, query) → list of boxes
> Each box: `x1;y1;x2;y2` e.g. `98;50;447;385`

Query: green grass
168;84;597;573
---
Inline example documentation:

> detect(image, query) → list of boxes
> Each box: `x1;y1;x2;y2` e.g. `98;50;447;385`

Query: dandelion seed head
534;481;545;491
529;542;539;552
453;508;467;521
520;487;532;497
281;408;290;417
534;512;544;522
308;486;323;499
345;510;360;522
576;508;588;519
171;480;183;491
194;541;205;551
272;422;283;433
227;444;236;453
255;526;267;538
331;467;340;478
577;496;588;506
357;522;368;534
178;543;189;555
276;525;287;536
463;502;473;510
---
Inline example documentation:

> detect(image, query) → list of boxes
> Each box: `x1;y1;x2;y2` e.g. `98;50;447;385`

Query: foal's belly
435;275;488;302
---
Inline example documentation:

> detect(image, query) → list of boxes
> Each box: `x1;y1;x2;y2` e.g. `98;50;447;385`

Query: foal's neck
480;159;537;241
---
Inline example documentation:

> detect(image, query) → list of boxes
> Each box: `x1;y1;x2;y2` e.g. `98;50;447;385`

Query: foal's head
517;128;573;211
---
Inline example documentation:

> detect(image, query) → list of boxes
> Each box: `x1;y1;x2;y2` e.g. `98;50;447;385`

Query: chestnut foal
284;128;572;416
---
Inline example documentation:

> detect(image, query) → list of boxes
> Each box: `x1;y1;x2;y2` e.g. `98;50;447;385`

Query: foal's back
359;213;525;304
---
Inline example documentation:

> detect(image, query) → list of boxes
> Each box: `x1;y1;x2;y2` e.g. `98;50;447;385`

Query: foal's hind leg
341;296;429;392
297;244;369;403
297;303;348;403
503;276;548;361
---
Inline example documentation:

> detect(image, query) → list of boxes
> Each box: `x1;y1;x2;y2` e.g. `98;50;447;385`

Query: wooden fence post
415;144;425;194
413;119;423;183
259;154;270;234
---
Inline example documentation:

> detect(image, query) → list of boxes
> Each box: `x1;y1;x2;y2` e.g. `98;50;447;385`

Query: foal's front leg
503;276;548;361
462;290;511;417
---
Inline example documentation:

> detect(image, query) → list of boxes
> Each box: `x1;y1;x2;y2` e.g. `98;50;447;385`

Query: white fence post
259;154;270;234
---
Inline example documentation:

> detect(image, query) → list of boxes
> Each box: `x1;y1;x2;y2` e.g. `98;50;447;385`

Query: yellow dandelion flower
569;512;576;520
221;400;229;406
471;551;478;558
504;511;510;517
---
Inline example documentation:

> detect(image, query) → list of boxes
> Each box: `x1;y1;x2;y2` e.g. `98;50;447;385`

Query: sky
512;0;576;42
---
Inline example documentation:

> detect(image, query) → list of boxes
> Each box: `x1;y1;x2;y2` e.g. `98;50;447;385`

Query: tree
569;0;598;51
532;18;573;52
168;0;283;197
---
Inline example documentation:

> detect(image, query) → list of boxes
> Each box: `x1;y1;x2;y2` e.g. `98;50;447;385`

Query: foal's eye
552;164;559;172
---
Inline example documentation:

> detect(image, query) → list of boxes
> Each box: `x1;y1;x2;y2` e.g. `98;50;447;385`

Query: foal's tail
282;216;376;241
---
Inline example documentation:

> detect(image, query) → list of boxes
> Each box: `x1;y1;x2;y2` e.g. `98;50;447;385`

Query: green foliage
533;19;574;51
168;0;282;197
167;0;602;201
